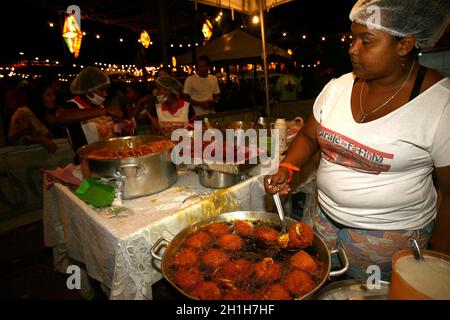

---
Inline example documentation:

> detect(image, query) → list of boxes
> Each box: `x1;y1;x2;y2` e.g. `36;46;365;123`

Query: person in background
8;83;58;153
104;80;127;118
105;80;136;136
274;62;302;102
265;0;450;281
125;83;154;126
149;75;196;137
30;78;66;139
183;55;220;116
56;66;125;161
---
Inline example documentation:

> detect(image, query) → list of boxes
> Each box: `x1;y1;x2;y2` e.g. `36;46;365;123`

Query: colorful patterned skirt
310;205;434;281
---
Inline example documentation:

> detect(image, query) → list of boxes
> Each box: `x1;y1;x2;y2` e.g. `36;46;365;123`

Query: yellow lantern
140;30;151;49
62;14;83;58
202;19;213;41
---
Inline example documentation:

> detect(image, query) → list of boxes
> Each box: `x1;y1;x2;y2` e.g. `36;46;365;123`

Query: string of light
48;17;356;51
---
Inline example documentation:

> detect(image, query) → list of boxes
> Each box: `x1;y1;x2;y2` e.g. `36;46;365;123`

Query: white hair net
70;66;110;94
350;0;450;48
155;75;183;97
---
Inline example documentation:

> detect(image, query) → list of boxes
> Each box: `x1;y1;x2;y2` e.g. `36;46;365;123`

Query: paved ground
0;221;106;300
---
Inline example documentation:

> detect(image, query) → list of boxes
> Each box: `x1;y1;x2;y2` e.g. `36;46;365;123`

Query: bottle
274;118;287;154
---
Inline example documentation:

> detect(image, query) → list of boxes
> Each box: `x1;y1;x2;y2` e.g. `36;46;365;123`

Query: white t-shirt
313;72;450;230
154;99;192;136
68;97;114;144
183;73;220;116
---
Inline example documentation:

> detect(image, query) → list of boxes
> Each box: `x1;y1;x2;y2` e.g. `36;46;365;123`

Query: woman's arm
430;166;450;255
283;114;320;167
128;95;154;119
21;135;58;153
264;114;320;195
145;108;161;135
54;108;107;125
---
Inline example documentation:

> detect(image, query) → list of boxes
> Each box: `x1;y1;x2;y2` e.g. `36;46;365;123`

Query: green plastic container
75;178;115;208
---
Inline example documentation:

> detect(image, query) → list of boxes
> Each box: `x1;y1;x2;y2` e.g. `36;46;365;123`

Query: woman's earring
400;55;406;72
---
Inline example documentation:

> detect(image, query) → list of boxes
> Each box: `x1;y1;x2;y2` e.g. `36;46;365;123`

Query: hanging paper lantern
202;19;213;41
62;14;83;58
140;30;151;49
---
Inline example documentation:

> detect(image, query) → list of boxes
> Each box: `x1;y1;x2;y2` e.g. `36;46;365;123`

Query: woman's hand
41;137;58;153
160;126;174;137
117;119;137;136
263;114;320;196
105;106;124;120
264;166;291;196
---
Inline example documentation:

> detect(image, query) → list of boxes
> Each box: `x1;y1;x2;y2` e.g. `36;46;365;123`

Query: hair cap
155;75;183;97
350;0;450;48
70;66;110;94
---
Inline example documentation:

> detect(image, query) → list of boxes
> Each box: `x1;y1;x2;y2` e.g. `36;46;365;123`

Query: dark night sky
0;0;357;66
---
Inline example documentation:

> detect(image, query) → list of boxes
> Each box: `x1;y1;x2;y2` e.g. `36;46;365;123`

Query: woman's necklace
359;60;416;123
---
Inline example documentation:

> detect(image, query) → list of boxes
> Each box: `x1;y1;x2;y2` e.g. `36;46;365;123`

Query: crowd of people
0;55;223;159
0;54;322;160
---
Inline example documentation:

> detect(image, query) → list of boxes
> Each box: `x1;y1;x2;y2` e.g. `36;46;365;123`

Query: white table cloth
43;169;270;300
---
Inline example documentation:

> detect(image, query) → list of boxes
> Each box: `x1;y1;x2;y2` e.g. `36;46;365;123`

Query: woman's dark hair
29;78;54;123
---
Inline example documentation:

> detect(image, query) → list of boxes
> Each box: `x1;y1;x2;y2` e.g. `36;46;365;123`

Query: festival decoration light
62;14;83;58
140;30;151;48
202;19;213;41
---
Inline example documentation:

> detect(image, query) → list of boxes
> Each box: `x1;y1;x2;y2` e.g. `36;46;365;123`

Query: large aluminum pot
151;211;348;300
77;135;177;199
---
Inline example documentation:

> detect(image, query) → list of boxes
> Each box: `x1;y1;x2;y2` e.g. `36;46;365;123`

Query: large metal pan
77;135;177;199
151;211;348;300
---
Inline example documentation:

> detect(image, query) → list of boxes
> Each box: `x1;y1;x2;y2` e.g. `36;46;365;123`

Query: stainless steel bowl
197;165;246;189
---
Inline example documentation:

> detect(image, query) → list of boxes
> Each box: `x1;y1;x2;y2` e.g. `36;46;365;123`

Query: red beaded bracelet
279;162;300;183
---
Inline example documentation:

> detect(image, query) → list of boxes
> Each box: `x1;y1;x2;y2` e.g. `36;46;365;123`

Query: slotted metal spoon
268;178;297;252
273;193;287;234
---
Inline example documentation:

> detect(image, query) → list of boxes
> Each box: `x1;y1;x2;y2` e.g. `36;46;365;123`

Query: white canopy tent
193;0;292;16
192;0;293;116
176;29;290;64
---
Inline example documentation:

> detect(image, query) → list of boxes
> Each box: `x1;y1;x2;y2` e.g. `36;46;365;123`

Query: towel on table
42;163;81;190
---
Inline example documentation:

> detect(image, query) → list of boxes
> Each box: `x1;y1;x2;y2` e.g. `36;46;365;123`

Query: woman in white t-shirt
149;75;196;137
265;0;450;281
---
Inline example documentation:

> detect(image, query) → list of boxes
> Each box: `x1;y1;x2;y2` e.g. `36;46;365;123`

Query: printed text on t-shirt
318;126;393;174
